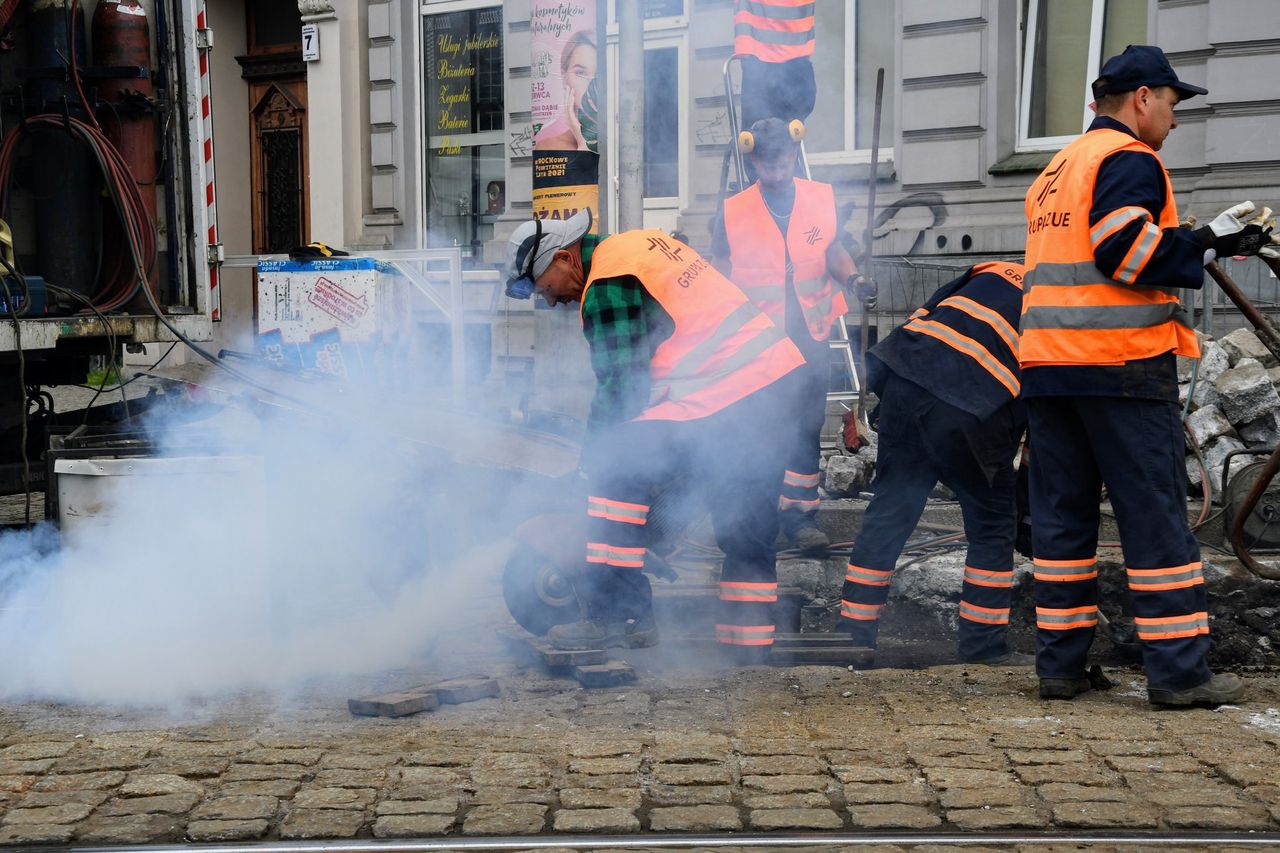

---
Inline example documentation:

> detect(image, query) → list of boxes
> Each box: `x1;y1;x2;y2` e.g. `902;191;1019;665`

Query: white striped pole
197;3;220;320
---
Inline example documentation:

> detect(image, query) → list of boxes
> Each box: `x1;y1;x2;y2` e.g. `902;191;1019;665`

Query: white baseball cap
505;209;593;295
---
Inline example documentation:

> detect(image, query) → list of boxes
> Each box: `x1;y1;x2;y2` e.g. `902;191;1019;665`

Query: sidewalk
2;638;1279;846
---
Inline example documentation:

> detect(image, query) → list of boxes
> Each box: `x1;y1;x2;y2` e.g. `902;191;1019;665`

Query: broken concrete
1221;327;1277;368
1215;362;1280;425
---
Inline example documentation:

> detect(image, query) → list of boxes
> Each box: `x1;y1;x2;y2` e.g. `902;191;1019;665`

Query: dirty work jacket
868;262;1026;422
583;230;804;422
734;0;815;63
1020;123;1199;371
723;178;847;343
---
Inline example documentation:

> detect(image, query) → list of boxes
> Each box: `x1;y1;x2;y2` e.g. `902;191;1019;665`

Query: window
806;0;895;163
644;47;679;197
1018;0;1146;150
422;5;504;260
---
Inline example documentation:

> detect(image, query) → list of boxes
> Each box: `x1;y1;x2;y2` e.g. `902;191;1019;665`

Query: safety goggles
505;219;544;300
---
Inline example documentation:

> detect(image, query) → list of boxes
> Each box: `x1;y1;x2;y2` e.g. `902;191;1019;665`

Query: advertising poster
530;0;600;230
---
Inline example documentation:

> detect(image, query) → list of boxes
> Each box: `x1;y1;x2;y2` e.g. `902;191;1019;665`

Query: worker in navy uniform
711;118;860;552
837;262;1030;666
1021;45;1271;706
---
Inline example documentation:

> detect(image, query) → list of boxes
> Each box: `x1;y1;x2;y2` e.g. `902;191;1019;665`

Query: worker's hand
848;274;877;311
1261;230;1280;261
1196;201;1275;259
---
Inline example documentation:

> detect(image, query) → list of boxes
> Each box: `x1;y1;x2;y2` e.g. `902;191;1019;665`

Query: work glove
1194;201;1275;259
1260;231;1280;261
848;274;877;311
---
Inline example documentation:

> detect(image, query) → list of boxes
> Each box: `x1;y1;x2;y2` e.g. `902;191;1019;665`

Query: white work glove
1196;201;1275;263
1260;231;1280;261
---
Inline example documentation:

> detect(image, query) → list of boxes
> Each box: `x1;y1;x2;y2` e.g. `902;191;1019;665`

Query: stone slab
372;814;456;837
347;691;439;718
648;804;742;831
553;807;641;832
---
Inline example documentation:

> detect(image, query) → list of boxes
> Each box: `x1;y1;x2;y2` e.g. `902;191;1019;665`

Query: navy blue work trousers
1026;396;1211;692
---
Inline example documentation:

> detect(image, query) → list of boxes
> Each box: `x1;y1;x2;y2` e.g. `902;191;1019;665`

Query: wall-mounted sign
301;23;319;61
643;0;683;18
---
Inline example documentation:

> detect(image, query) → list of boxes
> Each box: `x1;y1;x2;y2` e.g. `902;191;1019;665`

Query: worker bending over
837;262;1028;665
505;212;803;660
712;118;861;551
1021;45;1273;707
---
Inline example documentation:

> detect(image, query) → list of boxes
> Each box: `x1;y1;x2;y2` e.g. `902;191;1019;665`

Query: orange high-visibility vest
583;230;804;422
722;179;847;341
1020;128;1199;367
734;0;815;64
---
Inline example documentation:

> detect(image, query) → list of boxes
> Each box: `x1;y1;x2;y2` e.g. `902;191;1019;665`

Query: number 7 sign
301;24;319;62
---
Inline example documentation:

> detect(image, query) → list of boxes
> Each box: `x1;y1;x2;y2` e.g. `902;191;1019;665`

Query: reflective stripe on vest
1036;605;1099;631
1127;562;1205;592
903;317;1020;398
720;581;778;602
723;179;846;341
1021;128;1199;367
733;0;815;63
716;623;776;646
1134;611;1209;641
1033;557;1098;583
960;601;1010;625
583;230;803;422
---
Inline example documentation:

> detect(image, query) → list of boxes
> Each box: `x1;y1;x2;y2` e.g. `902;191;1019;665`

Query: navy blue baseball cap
1091;45;1208;101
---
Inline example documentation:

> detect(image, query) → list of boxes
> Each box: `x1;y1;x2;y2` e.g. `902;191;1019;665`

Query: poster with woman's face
531;2;598;153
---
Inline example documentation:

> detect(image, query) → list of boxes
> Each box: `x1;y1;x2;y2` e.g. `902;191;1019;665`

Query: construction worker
711;118;860;551
836;262;1030;665
504;212;804;660
1021;45;1273;707
733;0;816;131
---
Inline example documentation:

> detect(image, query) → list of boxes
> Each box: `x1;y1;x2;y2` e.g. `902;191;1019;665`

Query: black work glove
848;274;877;311
1195;223;1274;258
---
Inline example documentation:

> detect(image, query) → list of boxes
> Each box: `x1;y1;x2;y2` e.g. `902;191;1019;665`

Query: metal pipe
721;54;746;191
60;830;1280;852
615;0;644;230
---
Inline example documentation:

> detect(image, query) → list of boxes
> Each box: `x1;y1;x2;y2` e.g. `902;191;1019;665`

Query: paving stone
743;774;829;793
470;769;548;788
141;758;229;778
1105;755;1204;773
16;790;111;808
291;787;376;810
469;787;556;805
1216;762;1272;787
1014;764;1119;786
842;782;934;805
0;823;75;844
34;770;126;791
568;756;641;774
559;788;642;809
567;740;645;759
372;814;456;837
647;784;734;806
398;767;466;787
1162;805;1273;829
911;753;1007;770
348;691;438;718
401;748;473;766
462;803;547;835
649;734;732;763
279;808;366;839
1142;786;1253;808
1084;740;1181;757
833;766;917;784
749;807;843;829
847;803;941;829
158;741;251;759
648;805;742;831
945;805;1045;830
0;759;54;775
559;773;636;790
219;780;301;797
240;748;323;766
1005;749;1088;765
312;768;387;788
321;753;399;770
190;795;279;821
1035;784;1134;804
0;743;74;760
742;792;830;809
652;763;733;785
222;764;310;782
75;814;182;844
923;768;1016;789
97;793;201;816
1051;801;1161;828
0;776;36;793
119;773;204;797
553;808;640;832
2;803;94;824
740;755;826;776
53;749;150;773
375;797;460;816
938;786;1032;809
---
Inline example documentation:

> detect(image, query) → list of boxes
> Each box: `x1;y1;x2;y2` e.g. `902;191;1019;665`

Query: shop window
806;0;895;163
422;5;504;260
1018;0;1146;149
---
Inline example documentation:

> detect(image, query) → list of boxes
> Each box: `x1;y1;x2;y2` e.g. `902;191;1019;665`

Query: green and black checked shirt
578;233;674;437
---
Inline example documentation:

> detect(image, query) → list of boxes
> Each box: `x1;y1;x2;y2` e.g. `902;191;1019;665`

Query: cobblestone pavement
3;636;1280;848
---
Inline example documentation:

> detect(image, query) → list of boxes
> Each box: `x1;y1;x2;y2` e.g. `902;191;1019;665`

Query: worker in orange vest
733;0;816;131
711;118;861;551
1021;45;1274;707
505;211;804;661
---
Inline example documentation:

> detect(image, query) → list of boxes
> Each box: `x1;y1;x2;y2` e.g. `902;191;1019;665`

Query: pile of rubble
1181;327;1280;498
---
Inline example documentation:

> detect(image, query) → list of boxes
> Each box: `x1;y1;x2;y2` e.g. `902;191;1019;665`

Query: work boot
1039;676;1093;700
965;650;1035;667
1148;672;1245;708
783;523;830;553
546;617;659;651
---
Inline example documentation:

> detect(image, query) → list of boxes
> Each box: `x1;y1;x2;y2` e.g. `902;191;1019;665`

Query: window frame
1016;0;1108;152
803;0;896;167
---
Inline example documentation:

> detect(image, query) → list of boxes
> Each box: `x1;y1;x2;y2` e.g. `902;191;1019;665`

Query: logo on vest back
647;236;684;262
1034;159;1067;207
804;226;823;246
